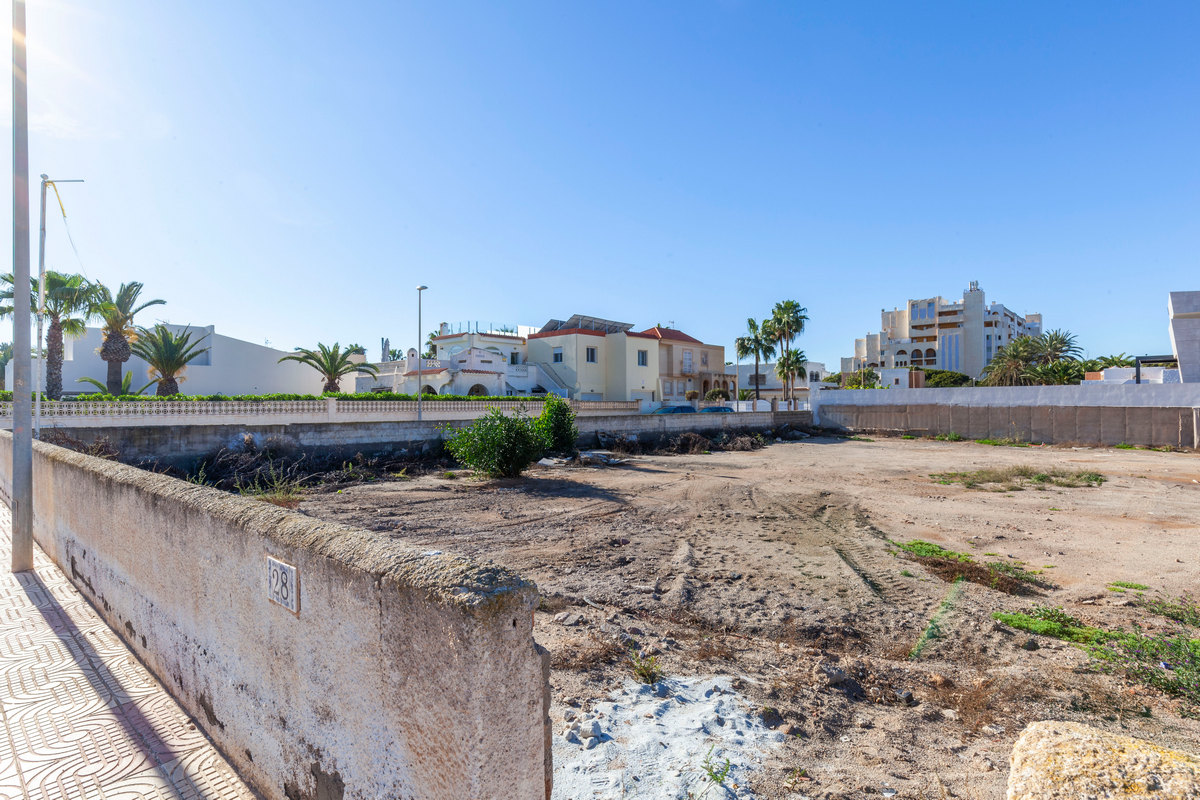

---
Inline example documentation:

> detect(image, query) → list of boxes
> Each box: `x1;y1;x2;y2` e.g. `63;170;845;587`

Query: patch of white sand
552;676;786;799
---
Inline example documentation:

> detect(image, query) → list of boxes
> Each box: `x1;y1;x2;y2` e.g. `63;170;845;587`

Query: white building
1170;291;1200;383
841;282;1042;379
726;360;830;400
6;324;328;396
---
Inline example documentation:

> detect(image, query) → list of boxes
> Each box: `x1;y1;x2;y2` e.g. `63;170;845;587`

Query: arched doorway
421;385;437;395
467;384;488;397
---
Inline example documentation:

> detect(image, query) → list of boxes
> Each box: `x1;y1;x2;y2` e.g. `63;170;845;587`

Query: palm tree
278;342;378;394
0;342;11;391
981;336;1041;386
131;324;210;396
733;318;776;403
1034;329;1082;364
0;271;102;400
94;282;166;395
1099;353;1135;368
76;372;155;396
1024;359;1084;386
769;300;809;402
775;349;807;396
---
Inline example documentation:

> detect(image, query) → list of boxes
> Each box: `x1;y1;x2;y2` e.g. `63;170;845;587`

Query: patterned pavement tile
0;505;255;799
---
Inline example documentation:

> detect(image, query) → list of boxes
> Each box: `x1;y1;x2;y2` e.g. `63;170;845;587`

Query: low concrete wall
0;433;551;800
813;383;1200;412
818;403;1199;449
45;411;815;467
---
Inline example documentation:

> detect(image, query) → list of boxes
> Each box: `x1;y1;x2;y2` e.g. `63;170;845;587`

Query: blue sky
5;1;1198;367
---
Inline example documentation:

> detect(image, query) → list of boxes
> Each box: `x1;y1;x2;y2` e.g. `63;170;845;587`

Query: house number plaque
267;557;299;613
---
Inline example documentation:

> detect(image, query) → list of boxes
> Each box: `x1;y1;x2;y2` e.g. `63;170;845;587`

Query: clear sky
4;1;1198;368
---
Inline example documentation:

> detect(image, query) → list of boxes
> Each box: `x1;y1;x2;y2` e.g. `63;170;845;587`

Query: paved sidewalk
0;505;255;799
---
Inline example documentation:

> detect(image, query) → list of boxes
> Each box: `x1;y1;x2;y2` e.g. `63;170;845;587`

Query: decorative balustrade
0;398;642;427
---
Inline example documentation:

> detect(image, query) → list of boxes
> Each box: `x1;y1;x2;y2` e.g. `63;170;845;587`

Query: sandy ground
299;436;1200;799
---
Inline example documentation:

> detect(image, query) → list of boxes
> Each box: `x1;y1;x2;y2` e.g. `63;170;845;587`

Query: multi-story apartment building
841;282;1042;379
639;326;729;402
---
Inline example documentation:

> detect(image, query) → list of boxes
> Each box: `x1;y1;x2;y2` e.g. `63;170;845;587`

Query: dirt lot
299;436;1200;799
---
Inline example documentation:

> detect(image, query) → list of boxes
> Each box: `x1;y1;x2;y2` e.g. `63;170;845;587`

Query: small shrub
704;387;730;401
685;390;700;401
629;649;663;684
935;432;964;442
444;408;545;478
897;540;973;562
533;394;578;453
901;434;916;440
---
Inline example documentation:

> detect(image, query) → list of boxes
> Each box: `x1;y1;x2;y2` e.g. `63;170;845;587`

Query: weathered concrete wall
813;383;1200;411
817;403;1199;448
0;433;551;800
43;411;814;467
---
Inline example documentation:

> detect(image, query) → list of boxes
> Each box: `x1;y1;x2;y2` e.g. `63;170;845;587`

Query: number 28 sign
267;557;300;614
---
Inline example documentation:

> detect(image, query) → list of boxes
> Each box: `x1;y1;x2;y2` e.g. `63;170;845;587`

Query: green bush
705;387;731;401
444;408;545;478
534;394;578;453
923;369;972;388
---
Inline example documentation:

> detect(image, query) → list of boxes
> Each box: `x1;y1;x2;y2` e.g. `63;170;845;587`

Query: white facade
727;361;829;398
6;324;328;396
1169;291;1200;383
841;282;1042;379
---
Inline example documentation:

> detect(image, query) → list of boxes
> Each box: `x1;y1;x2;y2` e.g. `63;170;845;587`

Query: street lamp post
11;0;33;572
34;175;83;438
416;285;427;421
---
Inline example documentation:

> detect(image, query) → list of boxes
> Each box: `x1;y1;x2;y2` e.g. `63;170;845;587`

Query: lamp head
416;285;428;291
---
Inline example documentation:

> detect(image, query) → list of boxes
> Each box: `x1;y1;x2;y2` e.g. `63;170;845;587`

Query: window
586;347;597;363
701;351;708;367
637;349;648;367
682;349;694;373
663;380;674;395
510;352;519;365
552;347;563;363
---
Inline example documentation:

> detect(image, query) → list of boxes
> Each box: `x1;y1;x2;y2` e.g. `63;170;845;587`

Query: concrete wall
814;383;1200;412
817;403;1199;449
35;410;814;467
0;434;551;800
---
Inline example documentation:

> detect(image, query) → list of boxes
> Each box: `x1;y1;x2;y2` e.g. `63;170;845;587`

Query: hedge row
0;391;550;403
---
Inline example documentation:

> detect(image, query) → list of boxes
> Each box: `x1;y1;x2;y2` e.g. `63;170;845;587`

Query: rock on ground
1007;720;1200;800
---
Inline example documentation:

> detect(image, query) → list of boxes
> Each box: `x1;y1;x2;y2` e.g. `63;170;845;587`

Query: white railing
0;398;642;428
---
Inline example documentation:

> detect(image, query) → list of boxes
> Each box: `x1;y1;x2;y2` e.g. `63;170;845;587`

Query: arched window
421;385;437;395
925;348;936;362
467;384;488;396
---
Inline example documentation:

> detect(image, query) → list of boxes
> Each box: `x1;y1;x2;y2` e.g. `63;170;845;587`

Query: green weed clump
931;465;1105;491
629;650;663;684
1139;595;1200;627
992;606;1105;645
1089;626;1200;707
975;437;1031;447
934;432;963;442
896;540;973;562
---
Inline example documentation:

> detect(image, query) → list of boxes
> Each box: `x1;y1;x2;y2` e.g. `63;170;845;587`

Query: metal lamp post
35;175;83;438
416;285;427;421
11;0;33;572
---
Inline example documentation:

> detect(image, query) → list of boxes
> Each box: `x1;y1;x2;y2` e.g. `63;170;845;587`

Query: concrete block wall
0;434;552;800
817;404;1198;449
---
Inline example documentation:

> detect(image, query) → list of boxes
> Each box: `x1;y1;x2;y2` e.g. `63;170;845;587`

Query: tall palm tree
131;324;210;396
278;342;378;394
94;281;166;395
1099;353;1135;368
0;271;102;399
775;349;807;397
1024;359;1084;386
1034;329;1082;364
769;300;809;402
981;336;1041;386
733;318;776;403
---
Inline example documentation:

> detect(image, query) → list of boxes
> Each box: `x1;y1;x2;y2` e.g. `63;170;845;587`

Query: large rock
1008;721;1200;799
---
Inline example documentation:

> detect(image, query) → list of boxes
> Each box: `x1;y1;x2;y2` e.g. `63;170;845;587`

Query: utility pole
11;0;33;572
34;175;83;438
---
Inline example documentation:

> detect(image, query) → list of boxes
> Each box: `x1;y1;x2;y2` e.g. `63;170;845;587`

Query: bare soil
298;436;1200;799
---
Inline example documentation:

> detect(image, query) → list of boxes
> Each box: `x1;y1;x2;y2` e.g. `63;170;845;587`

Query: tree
0;342;11;390
981;336;1041;386
344;343;367;356
843;368;879;389
733;318;776;403
131;324;211;396
94;281;166;395
923;369;971;388
422;331;438;359
76;372;155;396
1034;329;1082;364
1099;353;1135;368
1024;359;1084;386
769;300;809;402
0;271;102;399
775;349;807;397
278;342;378;394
